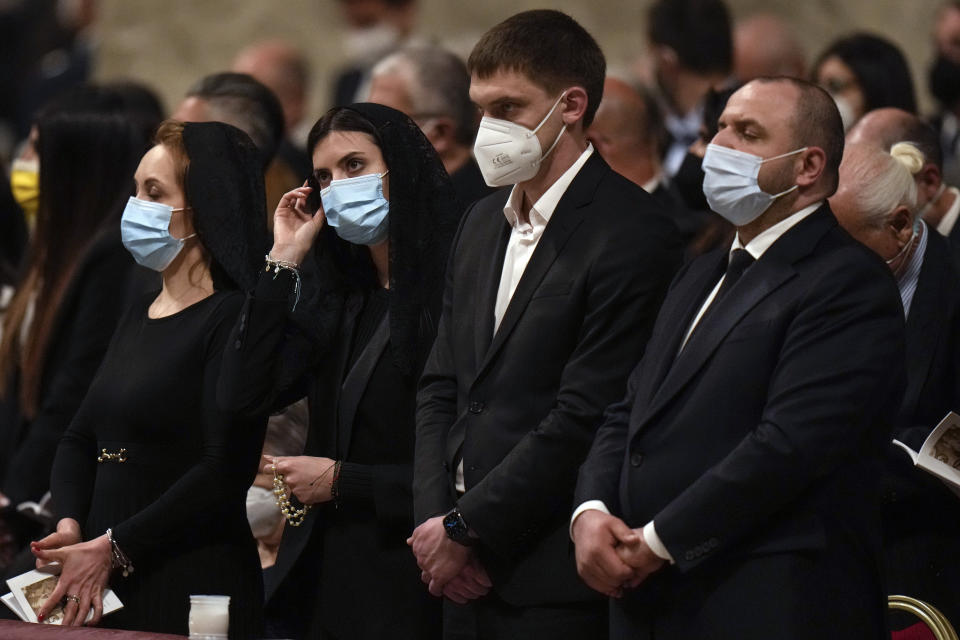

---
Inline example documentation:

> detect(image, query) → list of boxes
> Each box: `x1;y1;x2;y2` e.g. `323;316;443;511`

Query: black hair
305;107;385;292
647;0;733;75
185;72;285;169
0;84;149;416
468;10;606;127
814;33;917;115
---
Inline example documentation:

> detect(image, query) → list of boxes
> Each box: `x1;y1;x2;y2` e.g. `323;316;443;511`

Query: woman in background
813;32;917;131
0;86;147;565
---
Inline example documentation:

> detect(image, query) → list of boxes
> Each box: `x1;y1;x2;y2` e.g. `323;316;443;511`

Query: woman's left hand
31;534;112;626
261;455;337;505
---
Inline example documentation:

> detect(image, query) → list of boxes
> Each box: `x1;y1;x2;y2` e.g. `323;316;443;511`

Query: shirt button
630;453;643;467
469;401;485;414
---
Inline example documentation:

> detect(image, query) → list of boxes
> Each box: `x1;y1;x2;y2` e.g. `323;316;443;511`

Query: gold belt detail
97;448;128;463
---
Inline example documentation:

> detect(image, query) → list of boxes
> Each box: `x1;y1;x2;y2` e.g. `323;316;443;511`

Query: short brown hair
467;10;606;127
154;119;190;192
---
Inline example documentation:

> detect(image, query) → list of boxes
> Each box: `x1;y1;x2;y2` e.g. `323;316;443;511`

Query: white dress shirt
935;186;960;237
570;201;823;563
455;144;595;493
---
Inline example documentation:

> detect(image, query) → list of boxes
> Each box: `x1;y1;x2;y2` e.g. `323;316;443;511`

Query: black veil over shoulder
183;121;270;292
299;103;462;378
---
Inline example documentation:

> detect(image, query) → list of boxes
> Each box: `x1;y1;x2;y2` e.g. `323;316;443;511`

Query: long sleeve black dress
50;290;266;638
220;272;440;640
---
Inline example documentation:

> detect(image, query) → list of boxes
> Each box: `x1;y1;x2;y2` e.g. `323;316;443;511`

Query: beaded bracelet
106;528;134;578
264;253;302;311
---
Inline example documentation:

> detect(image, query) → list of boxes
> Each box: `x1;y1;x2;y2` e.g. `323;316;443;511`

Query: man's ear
888;205;914;239
795;146;827;188
916;163;942;205
561;86;589;131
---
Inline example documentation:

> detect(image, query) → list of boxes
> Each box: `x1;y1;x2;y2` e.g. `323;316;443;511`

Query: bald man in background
733;14;806;82
588;77;708;250
847;107;960;266
233;41;313;192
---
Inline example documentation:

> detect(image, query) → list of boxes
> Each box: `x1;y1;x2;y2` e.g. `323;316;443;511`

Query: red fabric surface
891;621;938;640
0;620;186;639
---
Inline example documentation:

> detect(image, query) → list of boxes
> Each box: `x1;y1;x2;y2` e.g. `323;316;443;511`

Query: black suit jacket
946;209;960;272
576;205;906;639
414;152;681;606
883;229;960;624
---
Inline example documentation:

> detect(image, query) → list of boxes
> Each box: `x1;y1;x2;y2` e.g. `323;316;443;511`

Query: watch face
444;512;464;536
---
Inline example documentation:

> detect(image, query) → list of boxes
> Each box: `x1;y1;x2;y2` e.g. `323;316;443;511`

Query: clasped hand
261;455;337;505
30;518;112;626
407;516;492;604
572;510;665;598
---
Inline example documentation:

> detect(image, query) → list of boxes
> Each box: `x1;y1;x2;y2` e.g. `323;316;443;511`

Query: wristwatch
443;507;478;547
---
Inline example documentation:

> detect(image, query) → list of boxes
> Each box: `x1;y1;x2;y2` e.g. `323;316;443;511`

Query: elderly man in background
732;13;806;82
368;44;493;210
587;77;708;249
830;141;960;628
848;108;960;264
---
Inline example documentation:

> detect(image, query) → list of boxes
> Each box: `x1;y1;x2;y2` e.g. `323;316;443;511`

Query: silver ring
65;594;80;604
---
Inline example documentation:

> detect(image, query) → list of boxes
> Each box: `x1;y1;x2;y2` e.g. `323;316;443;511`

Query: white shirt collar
731;201;823;260
936;186;960;236
503;144;595;229
642;171;663;194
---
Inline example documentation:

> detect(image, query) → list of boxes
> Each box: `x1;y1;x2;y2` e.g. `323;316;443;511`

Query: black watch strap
443;507;478;547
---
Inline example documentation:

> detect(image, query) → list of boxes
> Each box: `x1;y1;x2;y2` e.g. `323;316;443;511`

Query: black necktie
713;248;755;304
681;249;755;352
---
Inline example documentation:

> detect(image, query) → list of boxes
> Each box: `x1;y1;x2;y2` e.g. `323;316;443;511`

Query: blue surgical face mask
320;171;390;246
120;196;196;271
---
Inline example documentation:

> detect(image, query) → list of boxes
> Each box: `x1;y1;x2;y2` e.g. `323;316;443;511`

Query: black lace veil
298;103;461;377
182;121;269;291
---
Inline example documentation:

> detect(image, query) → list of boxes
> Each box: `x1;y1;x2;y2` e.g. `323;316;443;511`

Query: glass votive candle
188;594;230;639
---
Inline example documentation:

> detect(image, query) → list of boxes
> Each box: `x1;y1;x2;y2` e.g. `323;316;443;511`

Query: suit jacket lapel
641;249;728;398
901;233;947;417
639;206;836;427
474;213;511;368
475;153;605;378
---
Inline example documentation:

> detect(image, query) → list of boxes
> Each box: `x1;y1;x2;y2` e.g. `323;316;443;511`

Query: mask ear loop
761;147;807;199
169;206;196;242
534;91;570;160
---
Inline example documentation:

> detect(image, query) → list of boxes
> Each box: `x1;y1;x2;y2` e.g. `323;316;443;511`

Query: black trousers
443;593;607;640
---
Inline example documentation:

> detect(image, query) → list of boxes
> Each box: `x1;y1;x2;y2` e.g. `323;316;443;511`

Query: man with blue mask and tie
572;77;906;640
408;9;681;640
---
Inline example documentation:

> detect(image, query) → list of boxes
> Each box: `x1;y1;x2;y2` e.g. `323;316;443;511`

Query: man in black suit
572;77;905;639
409;10;681;640
831;141;960;626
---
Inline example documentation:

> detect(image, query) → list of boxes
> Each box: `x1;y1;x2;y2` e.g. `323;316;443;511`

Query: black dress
221;275;440;640
50;290;266;639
